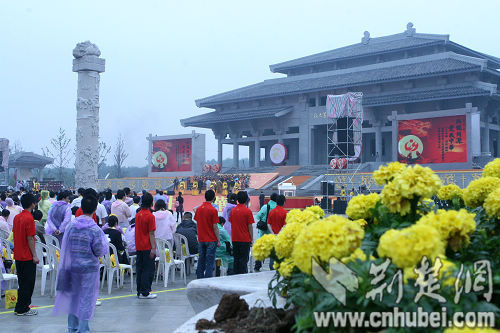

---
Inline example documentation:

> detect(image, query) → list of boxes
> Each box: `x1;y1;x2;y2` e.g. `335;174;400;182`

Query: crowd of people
0;185;289;332
173;174;251;194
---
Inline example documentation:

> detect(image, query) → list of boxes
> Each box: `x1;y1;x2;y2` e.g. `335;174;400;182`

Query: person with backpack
254;192;278;272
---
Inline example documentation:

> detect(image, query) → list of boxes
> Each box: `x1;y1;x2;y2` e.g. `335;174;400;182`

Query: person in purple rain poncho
45;190;72;244
53;190;108;333
222;193;237;241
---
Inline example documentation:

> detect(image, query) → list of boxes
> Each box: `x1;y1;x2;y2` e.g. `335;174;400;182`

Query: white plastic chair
45;243;59;297
1;239;12;261
101;245;121;295
109;243;134;292
44;234;60;249
0;229;10;240
0;267;18;290
35;241;55;296
248;247;255;273
216;258;227;276
173;233;196;275
155;238;186;287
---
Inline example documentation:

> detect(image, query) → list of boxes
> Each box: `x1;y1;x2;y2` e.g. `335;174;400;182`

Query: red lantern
329;158;337;169
212;164;221;173
202;164;211;173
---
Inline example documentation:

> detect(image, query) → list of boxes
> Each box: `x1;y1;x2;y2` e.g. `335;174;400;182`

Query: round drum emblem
152;151;167;169
398;135;423;159
270;143;287;165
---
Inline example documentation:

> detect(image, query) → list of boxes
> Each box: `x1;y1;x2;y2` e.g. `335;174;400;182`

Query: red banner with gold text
398;115;467;164
151;139;192;172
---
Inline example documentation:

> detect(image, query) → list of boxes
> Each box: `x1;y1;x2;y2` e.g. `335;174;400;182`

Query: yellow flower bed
345;193;379;220
437;184;463;201
292;216;364;274
377;224;445;269
483;187;500;219
482;158;500;178
462;177;500;208
373;161;406;185
285;209;318;225
416;209;476;250
252;234;276;261
274;222;306;259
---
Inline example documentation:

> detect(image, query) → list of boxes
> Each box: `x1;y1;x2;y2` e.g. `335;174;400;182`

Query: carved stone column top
72;41;105;72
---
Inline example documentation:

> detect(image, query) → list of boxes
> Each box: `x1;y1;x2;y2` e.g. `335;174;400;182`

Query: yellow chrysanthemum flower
285;209;319;225
292;216;364;274
403;256;456;286
380;181;412;216
252;234;276;261
437;184;463;201
393;165;442;200
417;209;476;251
304;205;325;219
463;177;500;208
373;162;407;185
341;248;367;264
377;224;445;269
274;222;305;259
482;158;500;179
276;258;296;278
345;193;379;220
484;187;500;218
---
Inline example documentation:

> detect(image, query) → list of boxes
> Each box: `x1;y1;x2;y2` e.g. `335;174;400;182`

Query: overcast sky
1;0;499;167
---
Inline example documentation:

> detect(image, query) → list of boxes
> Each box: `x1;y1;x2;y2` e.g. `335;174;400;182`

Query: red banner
398;115;467;164
151;139;192;172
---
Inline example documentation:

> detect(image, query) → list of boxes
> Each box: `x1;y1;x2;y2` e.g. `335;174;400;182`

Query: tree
9;140;23;155
113;134;128;178
42;127;72;181
98;141;112;171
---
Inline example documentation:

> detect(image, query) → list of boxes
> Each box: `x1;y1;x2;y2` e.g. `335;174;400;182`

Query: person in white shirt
70;188;85;208
96;202;108;227
129;196;140;221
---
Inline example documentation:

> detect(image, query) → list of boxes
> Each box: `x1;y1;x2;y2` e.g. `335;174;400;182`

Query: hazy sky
1;0;499;167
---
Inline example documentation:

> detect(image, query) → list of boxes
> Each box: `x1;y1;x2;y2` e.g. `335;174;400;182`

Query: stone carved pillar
73;41;105;189
375;121;383;162
482;114;490;155
255;136;261;168
217;137;223;166
232;140;239;169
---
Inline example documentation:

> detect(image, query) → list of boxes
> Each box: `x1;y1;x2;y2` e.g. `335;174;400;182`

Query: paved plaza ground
1;273;196;333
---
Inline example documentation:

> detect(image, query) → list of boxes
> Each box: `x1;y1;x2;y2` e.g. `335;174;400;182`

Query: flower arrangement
259;158;500;332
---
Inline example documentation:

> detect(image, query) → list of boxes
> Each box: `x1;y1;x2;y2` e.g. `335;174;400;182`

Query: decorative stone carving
72;41;101;58
361;31;370;45
73;41;105;189
405;22;416;36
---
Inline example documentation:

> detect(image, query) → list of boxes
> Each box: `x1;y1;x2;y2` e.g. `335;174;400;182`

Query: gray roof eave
447;41;500;68
197;66;481;108
269;40;445;73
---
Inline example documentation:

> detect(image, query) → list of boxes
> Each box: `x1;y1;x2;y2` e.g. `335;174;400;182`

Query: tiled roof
8;152;54;168
184;85;492;127
197;57;481;107
270;34;447;72
181;106;293;127
364;85;491;106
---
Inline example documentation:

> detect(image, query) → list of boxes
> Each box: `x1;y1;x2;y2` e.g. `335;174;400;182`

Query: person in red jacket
134;192;157;299
229;191;254;275
13;193;39;316
267;195;287;235
194;190;220;279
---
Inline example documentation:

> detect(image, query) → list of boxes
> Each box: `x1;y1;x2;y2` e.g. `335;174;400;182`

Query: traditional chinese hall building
181;23;500;171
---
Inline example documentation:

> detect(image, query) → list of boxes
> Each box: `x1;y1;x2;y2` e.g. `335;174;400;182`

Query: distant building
182;23;500;170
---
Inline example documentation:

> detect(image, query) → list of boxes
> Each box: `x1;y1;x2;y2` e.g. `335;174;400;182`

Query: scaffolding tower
324;92;364;213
